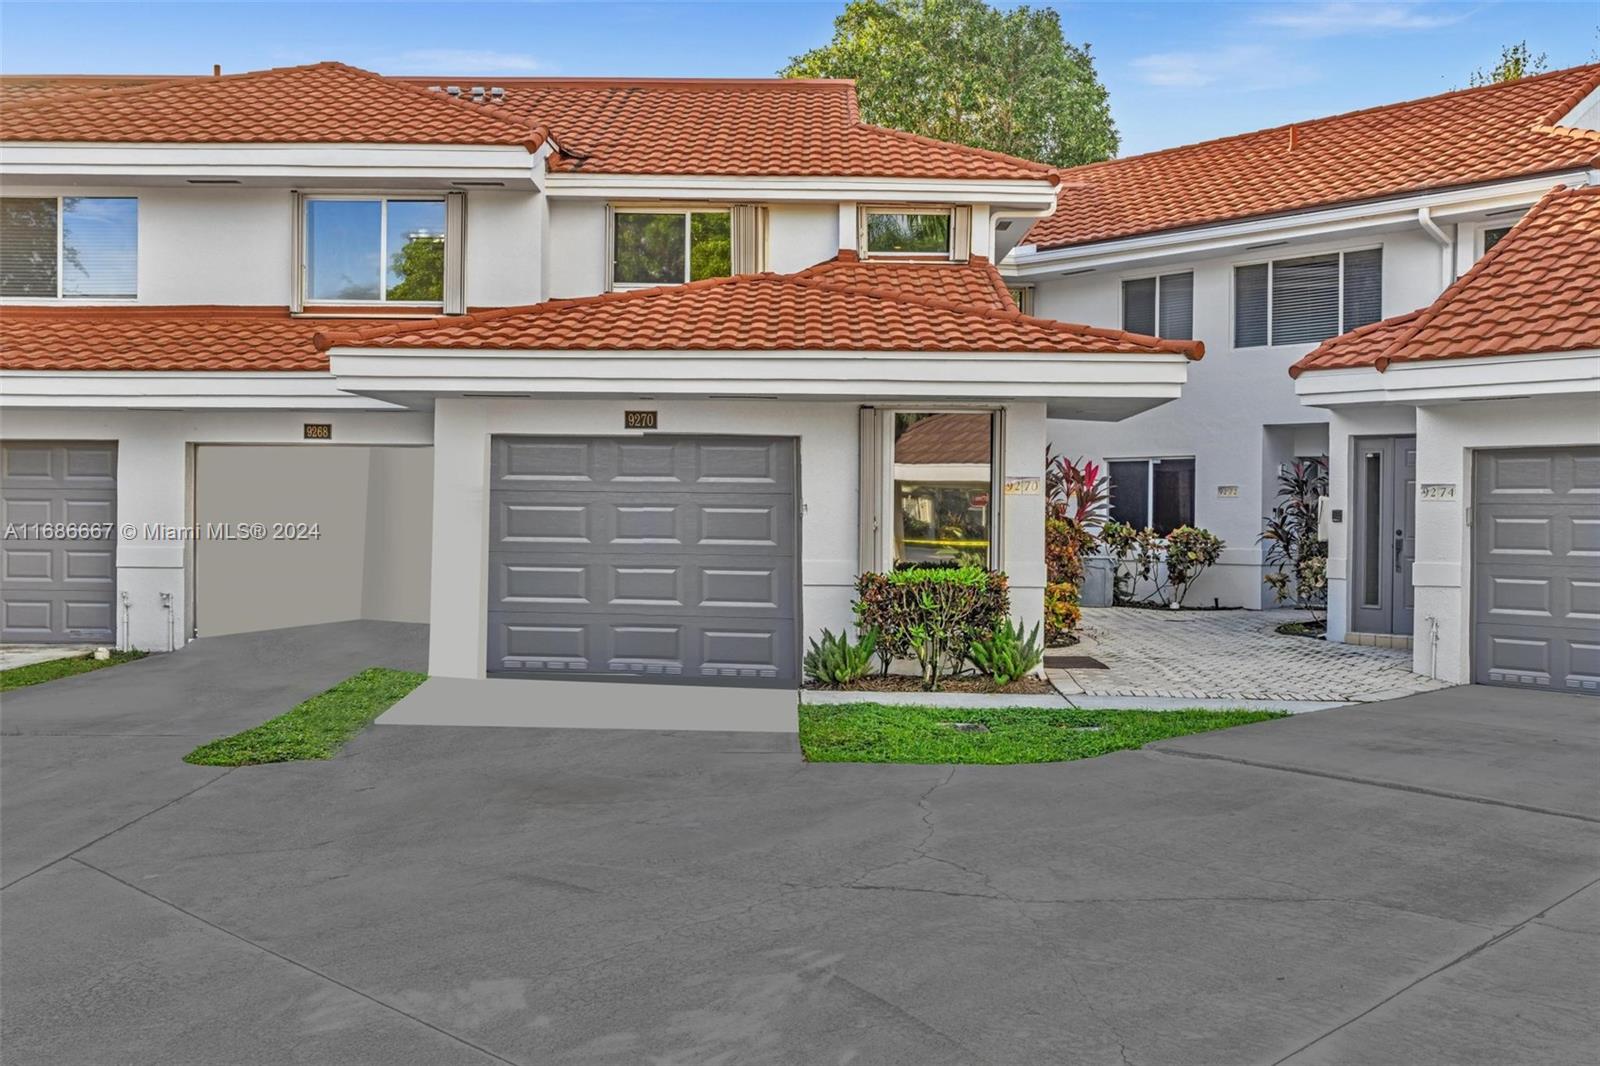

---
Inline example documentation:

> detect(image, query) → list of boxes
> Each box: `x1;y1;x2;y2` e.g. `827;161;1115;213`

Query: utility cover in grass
799;704;1285;765
184;667;426;767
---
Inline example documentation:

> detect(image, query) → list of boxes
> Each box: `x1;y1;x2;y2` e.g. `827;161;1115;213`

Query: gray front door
488;436;799;686
1351;435;1416;635
1;442;118;643
1473;447;1600;694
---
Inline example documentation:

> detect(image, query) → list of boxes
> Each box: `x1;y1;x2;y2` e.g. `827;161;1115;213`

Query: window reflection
892;412;993;567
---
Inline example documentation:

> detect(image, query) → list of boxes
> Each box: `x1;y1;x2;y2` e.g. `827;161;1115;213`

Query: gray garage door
1;442;118;643
1473;447;1600;694
488;436;798;686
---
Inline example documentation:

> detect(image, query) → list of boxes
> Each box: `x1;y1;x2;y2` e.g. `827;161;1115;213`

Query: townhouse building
0;62;1199;693
1005;65;1600;619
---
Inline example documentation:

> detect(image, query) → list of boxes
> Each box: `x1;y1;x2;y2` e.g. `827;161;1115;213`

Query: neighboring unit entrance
487;436;799;686
0;442;118;643
1351;435;1417;635
1473;447;1600;694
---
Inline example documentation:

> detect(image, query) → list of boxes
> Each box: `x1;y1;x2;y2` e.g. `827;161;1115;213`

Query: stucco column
426;399;491;678
1003;402;1047;636
111;420;190;652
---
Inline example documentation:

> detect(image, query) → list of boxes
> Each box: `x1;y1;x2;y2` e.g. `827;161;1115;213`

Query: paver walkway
1051;607;1453;702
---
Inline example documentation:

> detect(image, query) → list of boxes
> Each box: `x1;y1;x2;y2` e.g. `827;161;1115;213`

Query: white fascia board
543;171;1058;208
1553;84;1600;129
0;142;540;185
1294;350;1600;408
327;348;1189;403
1005;171;1591;276
0;371;405;410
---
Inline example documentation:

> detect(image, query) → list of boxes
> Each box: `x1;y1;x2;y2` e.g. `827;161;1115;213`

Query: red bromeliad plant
1043;449;1107;642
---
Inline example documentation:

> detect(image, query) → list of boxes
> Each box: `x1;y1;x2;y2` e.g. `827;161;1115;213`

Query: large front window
1;196;138;299
611;208;732;288
1108;457;1195;535
304;196;446;303
892;412;995;567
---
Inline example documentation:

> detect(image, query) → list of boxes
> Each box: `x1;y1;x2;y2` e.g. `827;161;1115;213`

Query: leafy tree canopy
1468;41;1550;86
782;0;1117;167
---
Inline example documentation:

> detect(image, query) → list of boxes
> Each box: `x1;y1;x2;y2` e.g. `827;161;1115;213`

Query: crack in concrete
1153;748;1600;824
67;857;521;1066
1271;874;1600;1065
0;768;235;891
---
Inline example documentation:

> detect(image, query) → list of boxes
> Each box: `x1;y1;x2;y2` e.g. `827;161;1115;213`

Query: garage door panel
492;552;794;616
1;443;117;643
489;435;797;687
489;612;795;681
491;492;794;556
1475;446;1600;693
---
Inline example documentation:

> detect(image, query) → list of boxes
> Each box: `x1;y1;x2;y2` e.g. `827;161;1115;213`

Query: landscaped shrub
967;617;1044;686
803;627;879;686
1103;521;1226;607
854;565;1009;689
1261;456;1329;622
1163;526;1225;606
1044;581;1081;644
1045;450;1108;589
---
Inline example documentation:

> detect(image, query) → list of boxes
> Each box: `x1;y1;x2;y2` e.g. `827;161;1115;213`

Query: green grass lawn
184;667;427;767
799;703;1286;765
0;650;148;692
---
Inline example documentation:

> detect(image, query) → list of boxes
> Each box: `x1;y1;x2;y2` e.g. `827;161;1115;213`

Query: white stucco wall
544;200;608;298
0;408;431;650
1034;228;1447;607
1410;393;1600;685
424;397;1048;680
766;202;840;274
463;190;543;307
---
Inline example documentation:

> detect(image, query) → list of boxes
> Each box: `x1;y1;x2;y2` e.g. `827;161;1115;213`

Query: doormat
1044;655;1108;670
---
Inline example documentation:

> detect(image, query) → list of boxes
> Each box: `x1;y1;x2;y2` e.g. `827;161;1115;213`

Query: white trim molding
545;171;1058;209
1294;350;1600;408
0;371;406;410
1006;171;1593;277
0;142;545;187
326;346;1190;419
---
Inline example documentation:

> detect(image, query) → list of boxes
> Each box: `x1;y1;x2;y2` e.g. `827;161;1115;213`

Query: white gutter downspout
1417;206;1453;291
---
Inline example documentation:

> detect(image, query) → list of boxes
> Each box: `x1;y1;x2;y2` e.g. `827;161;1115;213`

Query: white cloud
1254;2;1467;37
379;49;545;75
1132;45;1317;91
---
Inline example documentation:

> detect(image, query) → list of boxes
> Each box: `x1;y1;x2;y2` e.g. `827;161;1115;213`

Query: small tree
1469;41;1550;86
1260;457;1328;622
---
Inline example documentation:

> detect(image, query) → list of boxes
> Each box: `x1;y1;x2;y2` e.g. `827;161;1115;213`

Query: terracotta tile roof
1027;64;1600;251
0;74;180;107
317;259;1199;357
795;252;1017;312
395;76;1057;181
0;305;329;372
1292;184;1600;377
895;413;993;465
0;62;544;148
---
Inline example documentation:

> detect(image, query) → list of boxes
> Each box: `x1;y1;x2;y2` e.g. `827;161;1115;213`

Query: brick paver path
1051;607;1453;702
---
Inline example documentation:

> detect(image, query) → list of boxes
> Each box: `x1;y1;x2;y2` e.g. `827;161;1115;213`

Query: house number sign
1003;477;1041;496
1420;483;1456;501
623;410;658;430
303;423;332;440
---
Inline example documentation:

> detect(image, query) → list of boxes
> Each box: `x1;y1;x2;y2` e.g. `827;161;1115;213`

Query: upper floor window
864;208;952;257
304;196;446;304
1007;285;1034;315
611;207;732;288
1121;272;1193;339
1234;248;1381;347
1;196;137;299
1481;225;1512;254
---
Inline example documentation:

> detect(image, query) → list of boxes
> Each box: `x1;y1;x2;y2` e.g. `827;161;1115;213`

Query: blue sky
3;1;1596;156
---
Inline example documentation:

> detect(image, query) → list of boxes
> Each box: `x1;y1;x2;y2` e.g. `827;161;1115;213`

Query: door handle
1394;530;1405;573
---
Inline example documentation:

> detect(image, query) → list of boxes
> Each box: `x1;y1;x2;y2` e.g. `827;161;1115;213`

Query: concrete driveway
3;622;1596;1066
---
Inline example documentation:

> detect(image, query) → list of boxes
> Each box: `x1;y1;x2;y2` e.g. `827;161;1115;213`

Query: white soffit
1294;350;1600;408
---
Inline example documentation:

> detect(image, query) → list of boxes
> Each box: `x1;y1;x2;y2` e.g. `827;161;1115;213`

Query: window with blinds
1121;271;1193;339
1234;248;1381;347
1;196;137;299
